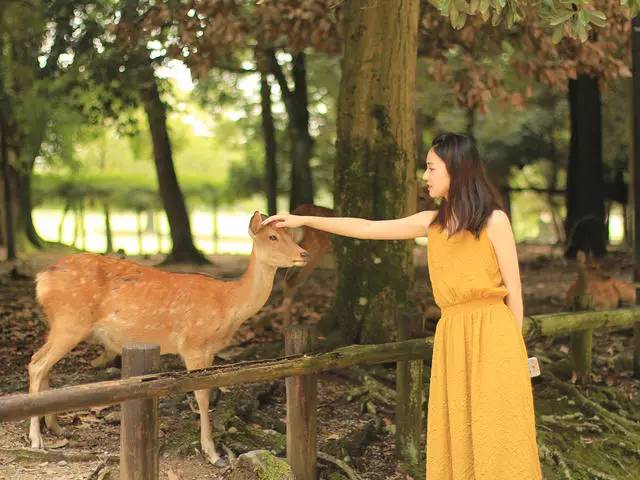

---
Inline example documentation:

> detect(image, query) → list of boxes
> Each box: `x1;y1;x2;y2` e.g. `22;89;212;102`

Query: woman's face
422;148;450;200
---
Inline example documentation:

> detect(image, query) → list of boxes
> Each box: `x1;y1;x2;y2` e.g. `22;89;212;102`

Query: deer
565;250;636;311
280;204;335;326
28;211;308;466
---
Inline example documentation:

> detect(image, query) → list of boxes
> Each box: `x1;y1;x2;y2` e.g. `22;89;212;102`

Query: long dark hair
429;132;503;238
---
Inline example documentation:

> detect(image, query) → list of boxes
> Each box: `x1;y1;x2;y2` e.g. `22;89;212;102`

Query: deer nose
300;251;310;259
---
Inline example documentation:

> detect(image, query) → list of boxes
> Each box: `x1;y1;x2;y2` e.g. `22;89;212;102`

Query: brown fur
566;250;636;310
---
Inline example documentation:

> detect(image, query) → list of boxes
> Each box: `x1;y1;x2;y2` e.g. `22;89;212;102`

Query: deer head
248;211;309;268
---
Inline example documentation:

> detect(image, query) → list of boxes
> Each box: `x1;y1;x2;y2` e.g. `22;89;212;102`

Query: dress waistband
440;296;505;315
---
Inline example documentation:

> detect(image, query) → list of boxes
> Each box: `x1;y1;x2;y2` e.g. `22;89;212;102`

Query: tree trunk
16;161;43;249
260;70;278;216
0;115;16;260
58;200;70;243
565;75;607;258
321;0;420;345
139;69;208;264
268;51;314;211
104;202;113;253
288;53;314;211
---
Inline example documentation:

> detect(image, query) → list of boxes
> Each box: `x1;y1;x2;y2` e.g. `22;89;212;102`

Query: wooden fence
0;308;639;479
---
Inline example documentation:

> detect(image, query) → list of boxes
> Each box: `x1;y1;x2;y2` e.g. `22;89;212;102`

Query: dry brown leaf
167;469;180;480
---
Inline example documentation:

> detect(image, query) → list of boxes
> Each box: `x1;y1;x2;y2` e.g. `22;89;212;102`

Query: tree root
0;447;118;464
543;372;640;444
318;451;362;480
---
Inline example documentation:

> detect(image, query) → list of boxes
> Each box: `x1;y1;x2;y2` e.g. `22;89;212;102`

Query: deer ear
248;211;265;237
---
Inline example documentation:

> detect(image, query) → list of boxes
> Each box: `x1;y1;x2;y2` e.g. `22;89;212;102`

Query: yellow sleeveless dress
425;223;543;479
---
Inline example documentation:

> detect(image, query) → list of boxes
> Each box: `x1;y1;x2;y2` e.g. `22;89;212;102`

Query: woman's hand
261;213;306;229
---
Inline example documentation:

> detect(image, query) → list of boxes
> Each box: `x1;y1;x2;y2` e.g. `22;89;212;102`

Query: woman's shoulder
421;210;438;230
485;209;513;240
486;209;510;228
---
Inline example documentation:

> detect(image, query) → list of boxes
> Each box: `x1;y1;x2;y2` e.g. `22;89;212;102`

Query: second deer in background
566;250;636;310
281;204;335;326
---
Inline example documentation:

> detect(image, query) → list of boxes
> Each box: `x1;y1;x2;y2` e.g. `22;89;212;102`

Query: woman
262;132;543;479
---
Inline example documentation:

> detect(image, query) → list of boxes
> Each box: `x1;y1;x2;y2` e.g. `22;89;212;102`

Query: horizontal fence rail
524;307;640;337
2;308;640;423
0;338;432;422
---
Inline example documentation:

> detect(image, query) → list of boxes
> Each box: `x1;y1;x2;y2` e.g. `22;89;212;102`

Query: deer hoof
29;433;45;450
45;416;64;436
202;444;224;467
29;418;45;449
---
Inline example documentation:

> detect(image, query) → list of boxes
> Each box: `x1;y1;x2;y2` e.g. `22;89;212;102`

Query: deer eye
269;235;277;241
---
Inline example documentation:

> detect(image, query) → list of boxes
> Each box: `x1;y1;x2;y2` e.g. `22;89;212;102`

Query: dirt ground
0;243;639;480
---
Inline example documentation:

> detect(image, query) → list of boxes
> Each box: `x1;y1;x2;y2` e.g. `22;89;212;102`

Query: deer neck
227;247;277;327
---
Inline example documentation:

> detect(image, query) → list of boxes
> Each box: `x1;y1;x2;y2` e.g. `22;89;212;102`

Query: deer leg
90;347;118;369
182;351;225;467
41;374;63;436
29;328;87;448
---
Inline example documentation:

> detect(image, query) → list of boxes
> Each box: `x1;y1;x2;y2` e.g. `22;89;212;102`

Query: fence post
120;343;160;480
285;325;317;480
396;310;425;467
570;329;593;385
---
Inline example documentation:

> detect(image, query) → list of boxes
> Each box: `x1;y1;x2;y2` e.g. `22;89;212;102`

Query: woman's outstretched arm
261;210;436;240
487;210;524;331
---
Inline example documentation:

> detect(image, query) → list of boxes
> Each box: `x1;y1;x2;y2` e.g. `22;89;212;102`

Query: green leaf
587;10;607;28
549;11;574;26
551;26;564;44
491;9;502;26
454;11;468;29
454;0;468;13
450;7;460;27
575;20;588;42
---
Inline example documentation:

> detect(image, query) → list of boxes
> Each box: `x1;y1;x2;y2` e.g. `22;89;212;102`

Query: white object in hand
528;356;541;378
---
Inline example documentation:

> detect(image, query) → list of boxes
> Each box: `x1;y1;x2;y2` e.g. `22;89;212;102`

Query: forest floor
0;243;639;480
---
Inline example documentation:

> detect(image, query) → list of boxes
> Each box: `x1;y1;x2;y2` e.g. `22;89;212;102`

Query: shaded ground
0;243;639;479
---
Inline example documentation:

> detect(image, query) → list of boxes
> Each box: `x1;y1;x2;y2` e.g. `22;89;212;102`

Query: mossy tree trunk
321;0;420;344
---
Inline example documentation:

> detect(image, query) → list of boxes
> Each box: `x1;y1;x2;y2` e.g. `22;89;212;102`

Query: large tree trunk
320;0;420;345
259;69;278;216
139;69;208;265
269;51;314;211
565;75;607;258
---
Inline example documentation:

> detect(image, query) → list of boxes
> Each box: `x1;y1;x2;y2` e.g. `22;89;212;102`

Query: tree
116;1;208;264
318;0;420;345
510;2;636;256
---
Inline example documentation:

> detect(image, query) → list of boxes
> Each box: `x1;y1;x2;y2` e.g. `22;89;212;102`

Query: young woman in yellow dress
262;132;543;479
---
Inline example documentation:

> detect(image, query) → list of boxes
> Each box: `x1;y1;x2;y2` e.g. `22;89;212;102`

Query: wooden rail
0;338;431;422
